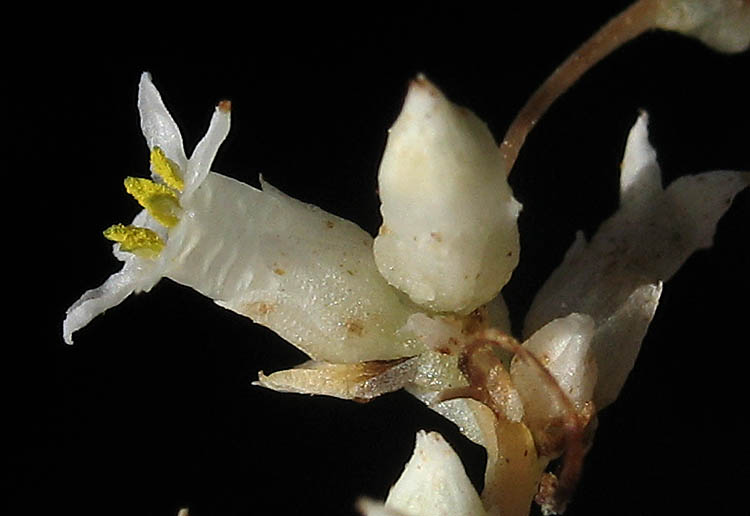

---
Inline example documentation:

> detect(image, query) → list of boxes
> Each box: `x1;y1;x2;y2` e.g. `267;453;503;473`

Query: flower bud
374;76;521;313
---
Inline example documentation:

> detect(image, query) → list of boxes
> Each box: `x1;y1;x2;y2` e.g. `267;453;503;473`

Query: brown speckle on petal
345;319;365;336
243;301;276;317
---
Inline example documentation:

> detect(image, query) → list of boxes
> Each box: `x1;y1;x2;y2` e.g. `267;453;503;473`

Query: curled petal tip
218;100;232;113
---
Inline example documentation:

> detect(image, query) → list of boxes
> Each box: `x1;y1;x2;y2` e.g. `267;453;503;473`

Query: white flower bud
381;431;486;516
374;76;521;314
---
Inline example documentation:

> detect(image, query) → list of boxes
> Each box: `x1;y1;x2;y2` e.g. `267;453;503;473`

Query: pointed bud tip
408;74;441;98
400;75;447;121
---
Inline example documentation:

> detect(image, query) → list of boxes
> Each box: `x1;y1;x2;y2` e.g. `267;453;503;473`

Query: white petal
63;204;170;344
405;386;543;516
183;101;231;199
524;113;747;408
592;282;662;409
357;499;408;516
511;314;597;438
63;256;161;344
384;431;486;516
525;113;748;333
137;72;188;170
164;174;421;363
520;313;596;407
659;169;750;262
619;111;661;208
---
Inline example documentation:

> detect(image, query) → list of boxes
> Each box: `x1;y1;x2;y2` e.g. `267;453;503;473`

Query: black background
10;2;749;515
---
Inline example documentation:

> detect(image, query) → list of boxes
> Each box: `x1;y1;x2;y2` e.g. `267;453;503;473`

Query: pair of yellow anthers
103;147;184;259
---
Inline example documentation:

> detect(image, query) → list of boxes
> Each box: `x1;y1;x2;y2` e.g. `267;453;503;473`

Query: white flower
64;74;424;363
525;112;749;409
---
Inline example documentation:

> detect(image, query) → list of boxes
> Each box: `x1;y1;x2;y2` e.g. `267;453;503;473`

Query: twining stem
500;0;662;172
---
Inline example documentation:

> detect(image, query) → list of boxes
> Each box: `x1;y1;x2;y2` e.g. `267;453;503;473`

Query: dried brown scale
438;339;514;420
535;473;561;515
434;321;597;514
536;404;597;515
217;100;232;113
357;358;412;379
462;307;488;336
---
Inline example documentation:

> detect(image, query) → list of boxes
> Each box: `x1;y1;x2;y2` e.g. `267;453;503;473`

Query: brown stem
500;0;662;172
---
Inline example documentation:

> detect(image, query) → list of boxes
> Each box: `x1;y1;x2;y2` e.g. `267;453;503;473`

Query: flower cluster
64;1;748;514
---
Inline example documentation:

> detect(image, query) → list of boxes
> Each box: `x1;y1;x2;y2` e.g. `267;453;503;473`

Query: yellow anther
150;147;184;192
124;177;181;228
103;224;165;259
